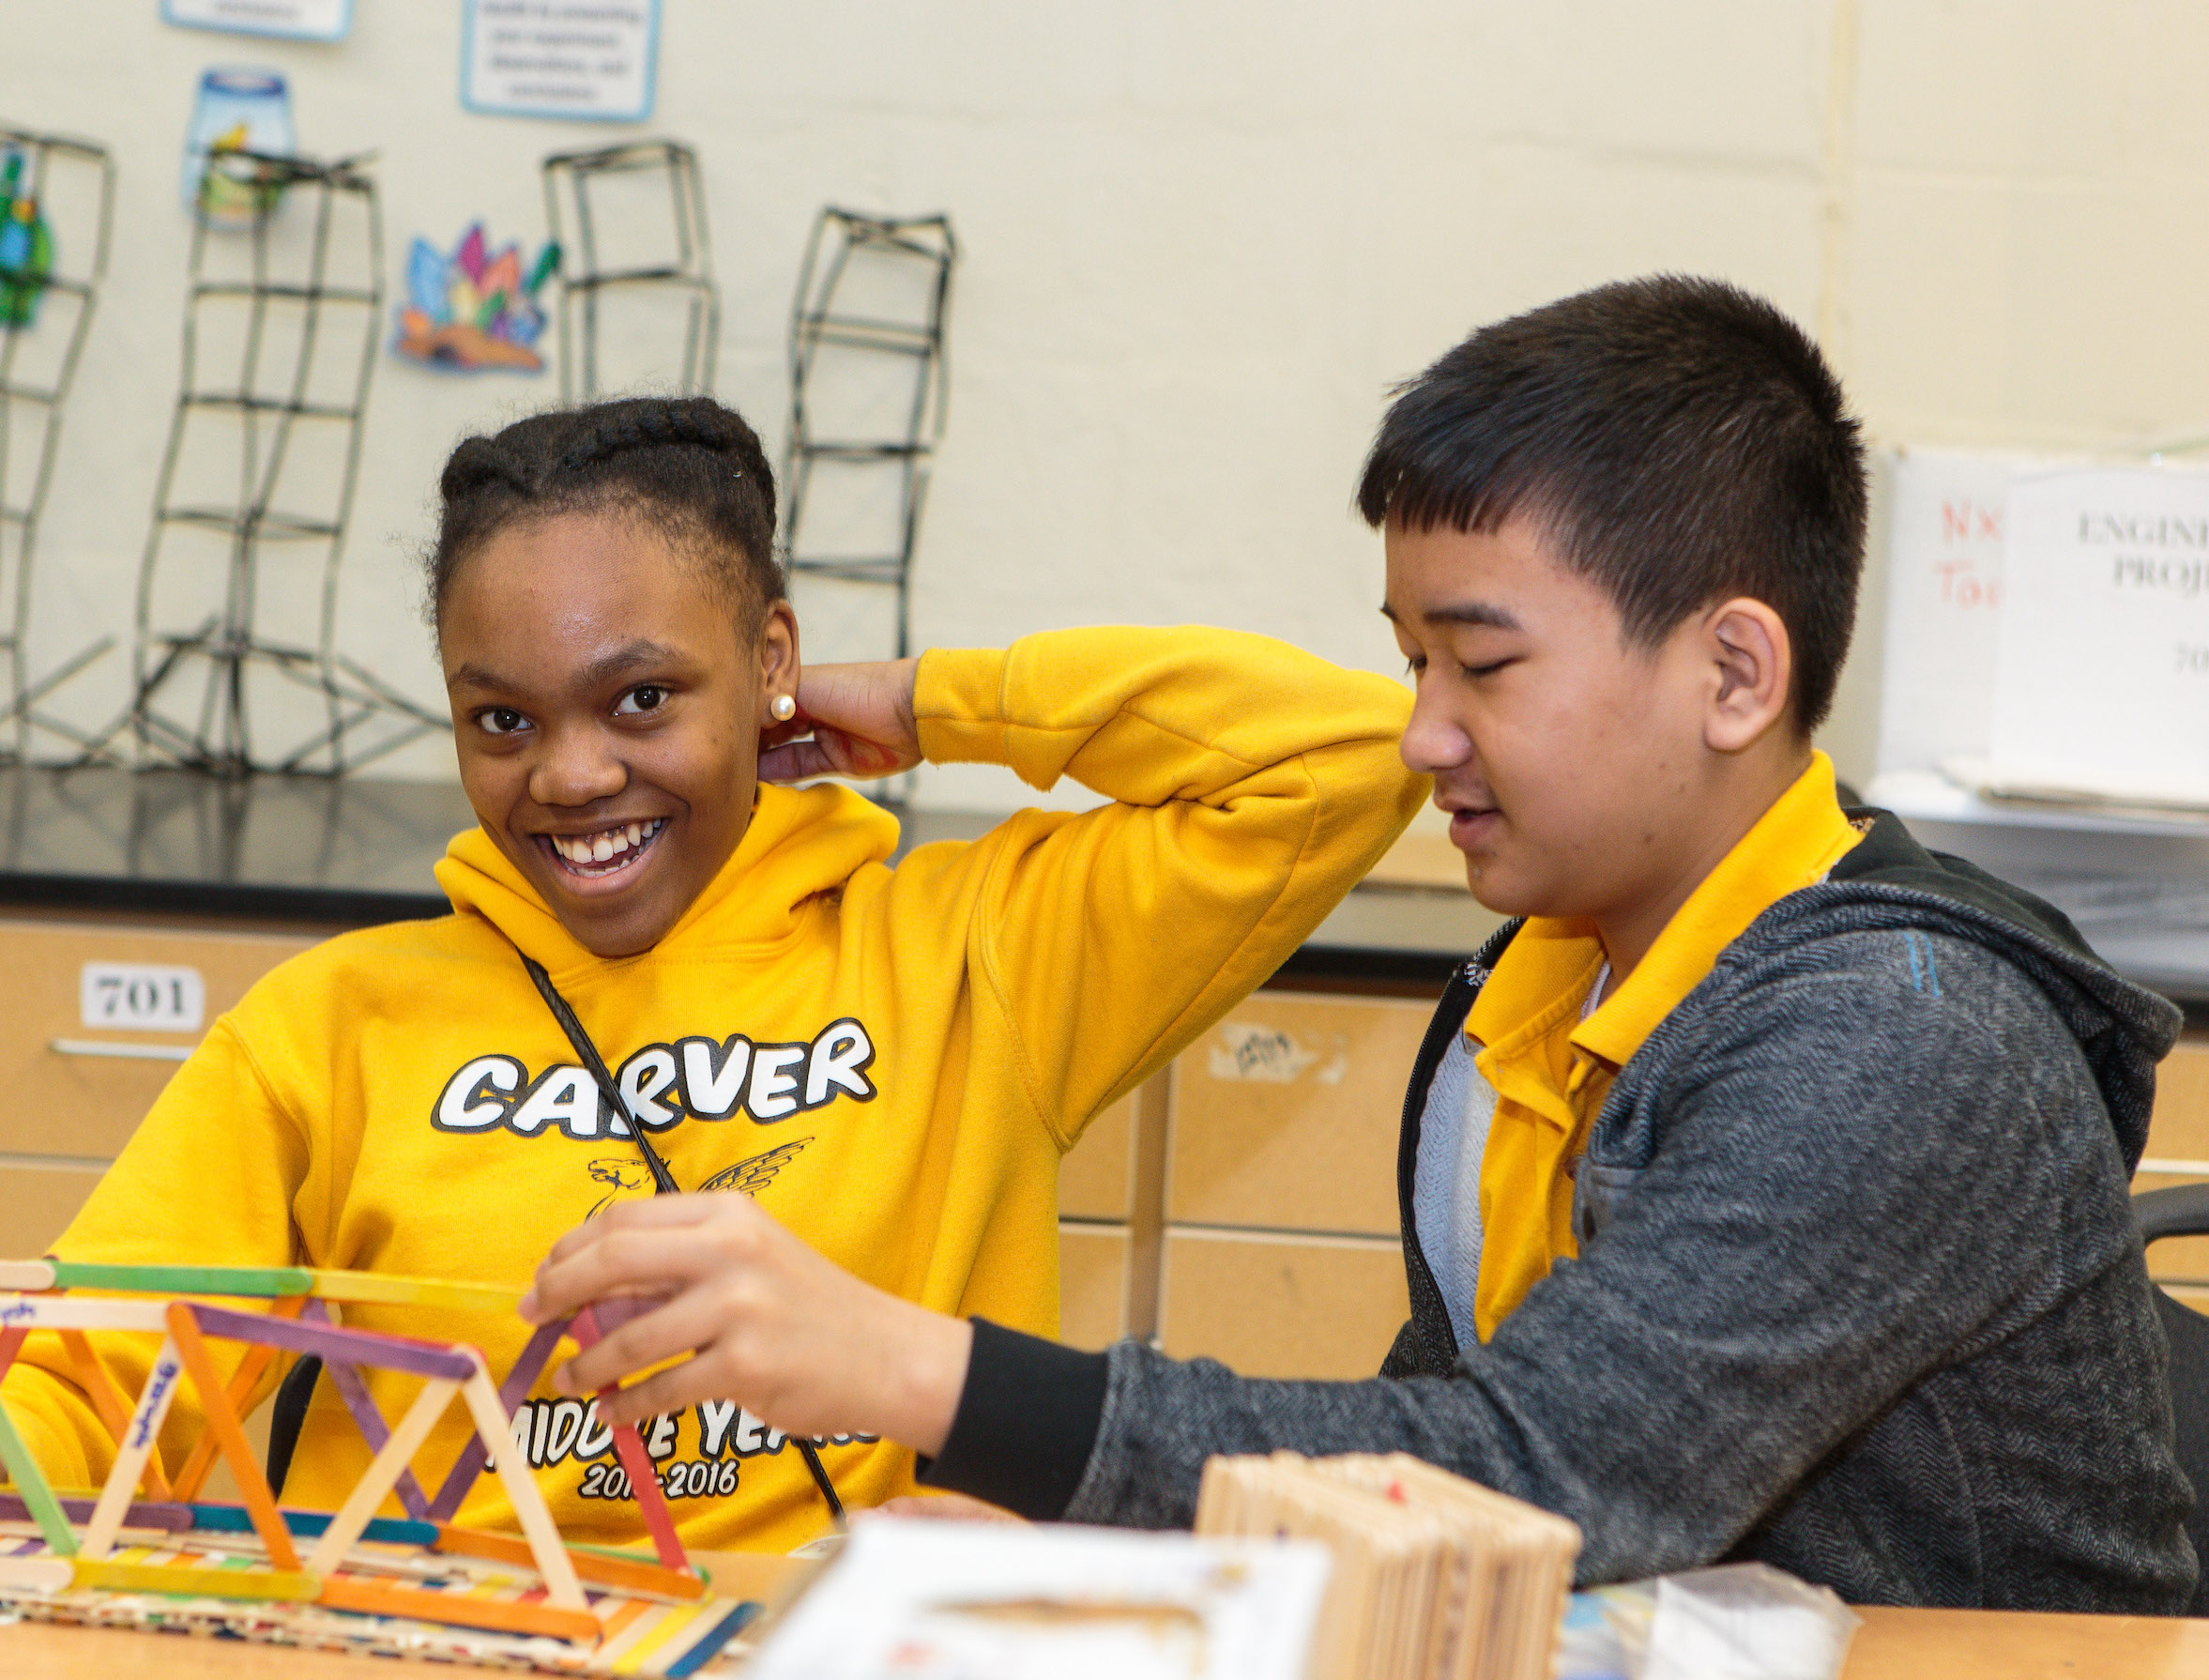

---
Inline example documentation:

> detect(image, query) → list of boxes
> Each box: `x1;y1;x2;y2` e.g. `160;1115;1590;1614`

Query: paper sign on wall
162;0;353;42
462;0;661;124
1982;464;2209;807
1871;450;2011;780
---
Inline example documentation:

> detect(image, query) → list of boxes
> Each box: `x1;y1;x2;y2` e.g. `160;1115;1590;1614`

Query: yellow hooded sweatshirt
1;625;1422;1555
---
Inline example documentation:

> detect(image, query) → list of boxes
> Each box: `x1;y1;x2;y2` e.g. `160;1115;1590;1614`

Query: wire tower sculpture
781;207;956;664
541;139;717;401
0;124;114;762
90;150;445;777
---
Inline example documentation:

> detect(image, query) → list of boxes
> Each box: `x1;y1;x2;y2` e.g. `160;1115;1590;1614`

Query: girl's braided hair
428;396;783;634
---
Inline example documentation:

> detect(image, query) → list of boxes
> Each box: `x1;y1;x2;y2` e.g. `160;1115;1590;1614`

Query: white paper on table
1872;449;2015;781
1643;1563;1860;1680
744;1518;1333;1680
1984;464;2209;807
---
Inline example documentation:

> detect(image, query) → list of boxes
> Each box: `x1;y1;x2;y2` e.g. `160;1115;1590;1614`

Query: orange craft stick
161;1301;300;1571
315;1574;602;1643
56;1330;174;1502
171;1295;306;1502
435;1524;707;1599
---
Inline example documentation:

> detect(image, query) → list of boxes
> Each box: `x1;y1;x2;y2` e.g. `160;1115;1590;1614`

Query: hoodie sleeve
913;625;1424;1146
0;1018;311;1488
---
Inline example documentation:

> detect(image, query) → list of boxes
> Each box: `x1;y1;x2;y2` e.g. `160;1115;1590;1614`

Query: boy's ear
1699;597;1793;755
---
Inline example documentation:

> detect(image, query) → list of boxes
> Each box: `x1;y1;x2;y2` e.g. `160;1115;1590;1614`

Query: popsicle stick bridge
0;1259;757;1674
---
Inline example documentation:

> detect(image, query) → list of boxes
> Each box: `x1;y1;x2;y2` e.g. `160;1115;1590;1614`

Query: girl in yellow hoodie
0;395;1423;1554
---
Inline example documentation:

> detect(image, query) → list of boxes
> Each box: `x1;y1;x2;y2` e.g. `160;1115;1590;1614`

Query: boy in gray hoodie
526;275;2199;1613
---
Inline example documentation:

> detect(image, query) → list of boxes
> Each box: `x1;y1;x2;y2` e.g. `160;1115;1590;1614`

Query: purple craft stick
0;1493;193;1532
188;1303;475;1381
425;1314;570;1522
318;1354;433;1520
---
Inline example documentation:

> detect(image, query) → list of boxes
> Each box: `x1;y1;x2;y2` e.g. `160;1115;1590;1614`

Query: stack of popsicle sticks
0;1257;753;1672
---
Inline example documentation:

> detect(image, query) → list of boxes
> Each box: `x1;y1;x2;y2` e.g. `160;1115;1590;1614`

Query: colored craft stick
608;1597;709;1671
0;1555;73;1593
171;1296;307;1502
0;1394;75;1555
307;1269;526;1313
0;1295;173;1333
0;1323;28;1389
314;1573;601;1643
314;1352;434;1520
664;1604;762;1679
0;1493;192;1532
71;1558;321;1601
571;1305;692;1576
162;1304;300;1571
48;1260;316;1297
184;1501;439;1546
306;1375;459;1578
79;1334;185;1560
58;1330;174;1502
188;1302;478;1381
434;1524;708;1599
0;1260;56;1291
426;1314;568;1521
457;1359;587;1612
585;1294;663;1336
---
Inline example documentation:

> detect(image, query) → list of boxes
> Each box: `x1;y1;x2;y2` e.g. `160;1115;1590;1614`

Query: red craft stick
571;1306;691;1575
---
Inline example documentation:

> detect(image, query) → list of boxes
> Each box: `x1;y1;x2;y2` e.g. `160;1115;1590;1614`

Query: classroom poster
462;0;660;123
1985;463;2209;807
162;0;353;41
1871;450;2011;780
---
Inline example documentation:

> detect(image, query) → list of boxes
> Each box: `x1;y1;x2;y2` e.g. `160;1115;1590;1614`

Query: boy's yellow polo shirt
1466;751;1863;1341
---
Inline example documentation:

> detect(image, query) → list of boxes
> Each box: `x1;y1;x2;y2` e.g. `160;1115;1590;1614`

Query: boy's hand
758;658;923;783
518;1192;972;1455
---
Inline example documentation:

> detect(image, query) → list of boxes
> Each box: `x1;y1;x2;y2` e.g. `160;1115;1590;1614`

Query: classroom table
4;1600;2208;1676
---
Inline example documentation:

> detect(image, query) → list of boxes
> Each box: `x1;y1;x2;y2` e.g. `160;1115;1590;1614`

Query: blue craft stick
664;1602;762;1677
186;1502;438;1547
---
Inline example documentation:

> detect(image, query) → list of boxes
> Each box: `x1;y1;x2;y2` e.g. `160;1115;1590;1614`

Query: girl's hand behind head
758;659;923;785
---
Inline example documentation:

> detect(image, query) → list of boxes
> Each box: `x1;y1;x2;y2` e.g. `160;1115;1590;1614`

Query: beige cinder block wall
7;3;2197;802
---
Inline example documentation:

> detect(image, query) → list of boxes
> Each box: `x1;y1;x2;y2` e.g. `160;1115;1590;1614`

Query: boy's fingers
591;1359;720;1431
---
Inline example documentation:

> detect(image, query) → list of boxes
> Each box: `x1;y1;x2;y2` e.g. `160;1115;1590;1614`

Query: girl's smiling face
439;509;799;957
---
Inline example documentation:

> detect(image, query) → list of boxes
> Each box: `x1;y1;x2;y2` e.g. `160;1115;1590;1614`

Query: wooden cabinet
2142;1036;2209;1287
0;917;318;1251
1058;1223;1131;1351
1051;991;1424;1381
1165;993;1425;1237
1158;1228;1409;1380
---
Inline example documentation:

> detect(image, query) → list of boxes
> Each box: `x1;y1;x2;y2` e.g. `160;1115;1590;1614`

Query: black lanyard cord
514;948;848;1534
519;951;680;1195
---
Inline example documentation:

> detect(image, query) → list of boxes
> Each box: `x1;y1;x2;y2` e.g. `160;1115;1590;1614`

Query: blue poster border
160;0;355;44
459;0;661;124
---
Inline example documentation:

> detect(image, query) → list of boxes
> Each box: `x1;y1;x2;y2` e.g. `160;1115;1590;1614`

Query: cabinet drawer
1060;1091;1137;1220
0;920;318;1158
2147;1037;2209;1163
1158;1227;1408;1381
2136;1170;2209;1285
1166;994;1429;1236
1059;1222;1130;1351
0;1161;107;1258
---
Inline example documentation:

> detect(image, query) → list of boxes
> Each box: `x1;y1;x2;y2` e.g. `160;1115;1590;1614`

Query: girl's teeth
591;836;615;862
626;822;641;847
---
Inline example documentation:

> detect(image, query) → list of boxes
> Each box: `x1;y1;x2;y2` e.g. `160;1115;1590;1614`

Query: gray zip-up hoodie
924;812;2200;1613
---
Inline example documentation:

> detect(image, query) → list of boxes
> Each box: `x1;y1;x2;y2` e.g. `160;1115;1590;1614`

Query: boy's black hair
428;395;783;634
1357;275;1866;731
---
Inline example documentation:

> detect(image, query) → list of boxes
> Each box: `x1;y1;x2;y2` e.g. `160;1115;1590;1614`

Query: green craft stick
0;1396;76;1555
48;1261;314;1298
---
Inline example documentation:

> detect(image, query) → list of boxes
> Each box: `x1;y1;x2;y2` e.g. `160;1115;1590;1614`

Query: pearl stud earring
770;695;797;722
